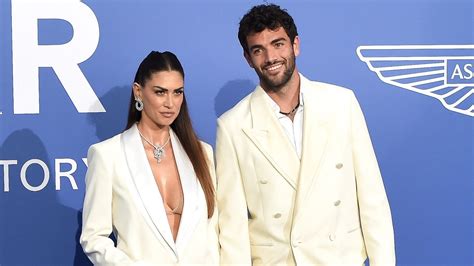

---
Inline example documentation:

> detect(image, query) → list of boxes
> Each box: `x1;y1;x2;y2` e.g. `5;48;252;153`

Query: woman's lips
160;112;175;118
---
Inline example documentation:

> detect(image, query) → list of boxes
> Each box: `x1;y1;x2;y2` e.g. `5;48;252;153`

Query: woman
80;51;218;265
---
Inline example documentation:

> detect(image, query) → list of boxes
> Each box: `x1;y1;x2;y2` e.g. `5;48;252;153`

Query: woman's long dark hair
125;51;215;218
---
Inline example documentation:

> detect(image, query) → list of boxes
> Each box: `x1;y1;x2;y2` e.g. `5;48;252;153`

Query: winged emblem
357;45;474;117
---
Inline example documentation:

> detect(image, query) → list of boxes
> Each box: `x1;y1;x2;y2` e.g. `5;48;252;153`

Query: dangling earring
135;98;143;111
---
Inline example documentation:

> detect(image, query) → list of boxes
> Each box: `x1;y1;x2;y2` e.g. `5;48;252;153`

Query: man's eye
275;42;284;47
253;49;262;55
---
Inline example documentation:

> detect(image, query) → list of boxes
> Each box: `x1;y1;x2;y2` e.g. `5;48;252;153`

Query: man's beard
257;54;296;93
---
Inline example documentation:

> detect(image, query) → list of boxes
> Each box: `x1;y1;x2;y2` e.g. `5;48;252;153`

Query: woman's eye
156;90;166;95
174;90;184;95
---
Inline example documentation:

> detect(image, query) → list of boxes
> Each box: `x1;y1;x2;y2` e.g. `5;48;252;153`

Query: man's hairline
242;26;298;55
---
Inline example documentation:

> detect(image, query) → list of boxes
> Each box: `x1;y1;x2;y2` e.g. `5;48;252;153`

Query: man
216;4;395;265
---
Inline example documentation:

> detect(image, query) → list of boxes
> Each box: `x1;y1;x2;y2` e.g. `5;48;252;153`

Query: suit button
336;163;343;169
292;242;299;248
329;234;336;241
273;213;282;219
334;200;341;206
260;179;268;184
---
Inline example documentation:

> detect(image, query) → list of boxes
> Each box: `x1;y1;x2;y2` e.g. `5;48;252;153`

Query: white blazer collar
295;74;330;216
121;124;202;256
169;129;202;252
242;80;301;189
242;73;330;193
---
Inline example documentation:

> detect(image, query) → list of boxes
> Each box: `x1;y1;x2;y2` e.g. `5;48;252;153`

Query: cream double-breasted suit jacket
216;74;395;265
80;124;219;265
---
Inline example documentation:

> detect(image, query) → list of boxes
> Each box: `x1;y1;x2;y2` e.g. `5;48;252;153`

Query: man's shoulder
301;76;359;116
218;92;254;124
303;77;355;99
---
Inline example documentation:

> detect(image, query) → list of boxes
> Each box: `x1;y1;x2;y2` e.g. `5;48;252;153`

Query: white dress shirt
263;87;305;159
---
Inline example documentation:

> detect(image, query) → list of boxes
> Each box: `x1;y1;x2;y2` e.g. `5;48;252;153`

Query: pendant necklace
138;129;170;163
279;97;300;116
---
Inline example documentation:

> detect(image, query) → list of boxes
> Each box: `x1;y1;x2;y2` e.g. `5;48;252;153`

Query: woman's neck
137;119;170;144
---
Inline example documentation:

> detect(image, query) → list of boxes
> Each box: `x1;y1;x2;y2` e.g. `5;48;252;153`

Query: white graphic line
362;56;469;61
387;70;445;81
449;90;473;107
357;45;474;50
376;63;444;71
407;77;445;87
426;85;449;93
441;86;467;98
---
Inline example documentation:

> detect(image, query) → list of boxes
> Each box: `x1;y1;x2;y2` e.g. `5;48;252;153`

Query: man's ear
243;51;255;68
293;35;300;57
132;82;142;100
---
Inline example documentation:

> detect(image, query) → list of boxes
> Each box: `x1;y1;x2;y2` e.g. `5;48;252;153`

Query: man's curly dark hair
238;4;298;53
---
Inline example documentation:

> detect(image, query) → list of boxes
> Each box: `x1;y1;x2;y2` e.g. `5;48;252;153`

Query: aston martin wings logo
357;45;474;117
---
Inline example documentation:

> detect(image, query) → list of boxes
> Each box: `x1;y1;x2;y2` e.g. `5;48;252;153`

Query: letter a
450;64;464;80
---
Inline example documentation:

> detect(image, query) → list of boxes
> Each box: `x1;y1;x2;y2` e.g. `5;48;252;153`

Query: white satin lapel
121;124;177;255
295;77;330;214
170;129;201;252
242;86;301;189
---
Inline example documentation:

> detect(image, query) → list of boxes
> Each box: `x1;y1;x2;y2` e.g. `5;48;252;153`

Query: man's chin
262;81;285;92
264;75;289;89
257;70;290;91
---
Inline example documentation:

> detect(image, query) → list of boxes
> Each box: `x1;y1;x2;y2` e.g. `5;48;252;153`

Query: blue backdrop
0;0;472;265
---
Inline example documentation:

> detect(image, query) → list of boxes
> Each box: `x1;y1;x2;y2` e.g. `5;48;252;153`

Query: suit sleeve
350;92;396;265
80;144;138;266
216;118;252;264
201;143;220;265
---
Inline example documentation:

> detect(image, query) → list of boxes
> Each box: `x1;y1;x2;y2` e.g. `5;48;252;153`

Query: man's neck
265;70;301;115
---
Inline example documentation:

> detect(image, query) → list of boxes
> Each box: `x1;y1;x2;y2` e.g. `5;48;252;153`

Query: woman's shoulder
198;140;213;155
199;140;215;165
88;131;123;155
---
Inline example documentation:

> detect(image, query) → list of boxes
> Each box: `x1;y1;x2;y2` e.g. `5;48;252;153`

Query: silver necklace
137;129;170;163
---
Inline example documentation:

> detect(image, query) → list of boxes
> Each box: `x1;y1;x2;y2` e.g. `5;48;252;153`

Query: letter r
11;0;105;114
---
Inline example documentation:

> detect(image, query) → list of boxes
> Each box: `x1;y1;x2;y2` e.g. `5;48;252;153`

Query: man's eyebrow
270;38;286;44
249;38;287;51
249;44;264;51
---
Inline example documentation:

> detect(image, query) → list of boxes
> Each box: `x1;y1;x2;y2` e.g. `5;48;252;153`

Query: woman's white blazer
80;124;218;265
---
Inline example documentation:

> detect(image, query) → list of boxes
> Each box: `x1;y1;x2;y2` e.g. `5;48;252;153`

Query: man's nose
264;47;278;64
